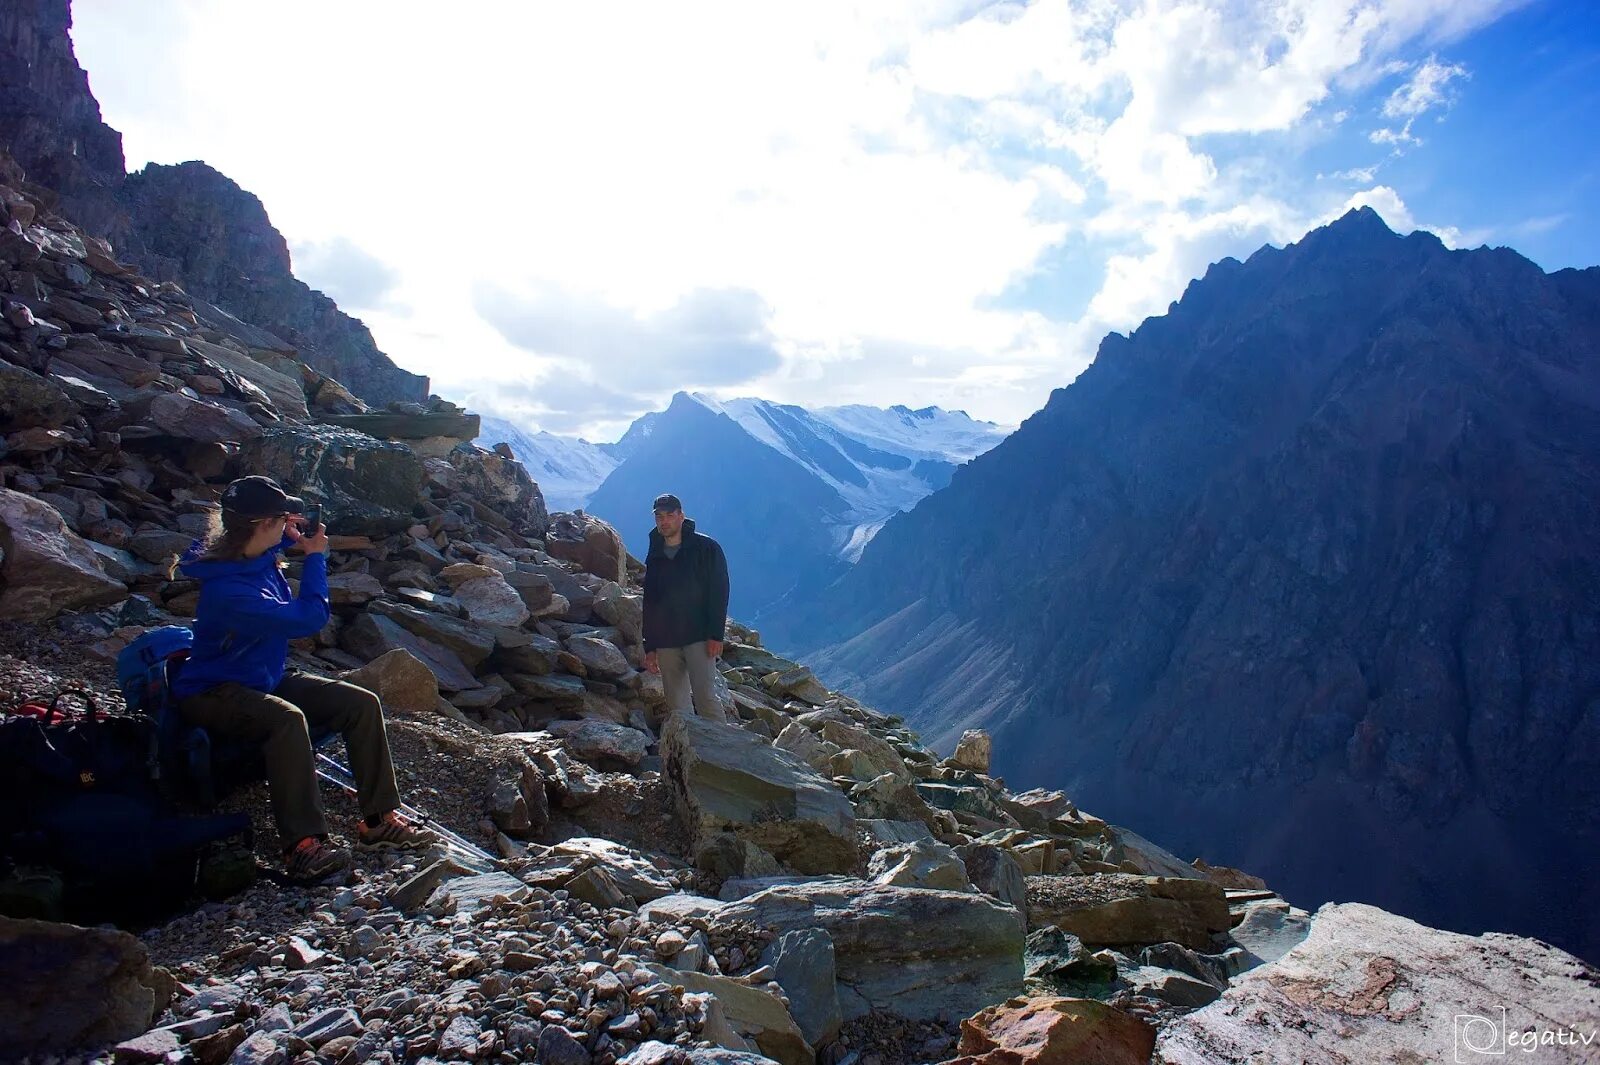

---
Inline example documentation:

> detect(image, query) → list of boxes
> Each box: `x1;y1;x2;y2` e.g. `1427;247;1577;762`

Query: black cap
653;493;682;513
221;475;305;518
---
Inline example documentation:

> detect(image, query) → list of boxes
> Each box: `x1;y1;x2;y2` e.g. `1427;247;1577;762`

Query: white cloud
1382;55;1468;117
67;0;1522;438
1368;54;1468;149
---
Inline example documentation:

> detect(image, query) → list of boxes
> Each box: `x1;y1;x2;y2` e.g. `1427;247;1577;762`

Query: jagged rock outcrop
1156;902;1600;1063
0;1;426;406
778;209;1600;965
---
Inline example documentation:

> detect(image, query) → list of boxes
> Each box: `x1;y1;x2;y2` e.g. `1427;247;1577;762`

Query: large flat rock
661;713;856;875
1026;873;1230;949
720;879;1024;1022
1156;902;1600;1064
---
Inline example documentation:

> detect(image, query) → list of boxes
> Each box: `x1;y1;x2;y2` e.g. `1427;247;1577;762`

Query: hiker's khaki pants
177;671;401;846
658;641;726;721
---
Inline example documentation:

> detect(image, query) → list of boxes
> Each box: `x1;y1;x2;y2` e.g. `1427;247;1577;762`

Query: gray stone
452;573;530;628
546;719;649;766
566;634;631;679
0;916;163;1054
429;870;529;915
1225;901;1313;970
639;893;728;924
439;1013;483;1060
1027;873;1232;949
867;838;973;892
147;391;261;442
720;879;1024;1022
293;1008;363;1047
0;490;126;620
760;929;842;1048
950;729;992;773
662;712;857;875
956;842;1028;914
536;1023;592;1065
340;613;479;691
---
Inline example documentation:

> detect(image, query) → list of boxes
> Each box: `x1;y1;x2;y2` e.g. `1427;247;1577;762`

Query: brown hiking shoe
284;836;350;881
356;810;436;851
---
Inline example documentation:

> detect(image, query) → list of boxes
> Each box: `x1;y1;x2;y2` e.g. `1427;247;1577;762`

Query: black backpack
0;690;252;923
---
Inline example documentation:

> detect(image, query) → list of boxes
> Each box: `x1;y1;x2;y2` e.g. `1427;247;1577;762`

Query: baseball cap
221;475;305;519
653;493;682;513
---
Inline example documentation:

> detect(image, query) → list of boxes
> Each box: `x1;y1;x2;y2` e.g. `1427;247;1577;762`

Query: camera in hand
304;503;323;535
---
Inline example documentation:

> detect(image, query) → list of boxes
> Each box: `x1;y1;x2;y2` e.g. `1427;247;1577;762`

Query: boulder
567;634;631;679
951;997;1155;1065
772;723;840;774
767;667;829;706
326;571;384;606
545;510;626;584
0;362;76;431
1010;789;1073;821
760;929;842;1048
951;729;992;773
0;489;125;620
592;583;644;645
1224;902;1314;970
1107;826;1206;880
369;599;495;669
661;712;857;876
1025;927;1118;983
0;917;166;1054
453;574;531;628
340;613;479;691
867;838;973;892
546;720;649;766
645;965;811;1065
720;880;1024;1022
240;426;424;536
819;721;909;781
548;838;675;903
147;391;261;443
1026;874;1231;950
957;843;1028;914
340;649;441;715
1155;902;1600;1063
448;445;549;536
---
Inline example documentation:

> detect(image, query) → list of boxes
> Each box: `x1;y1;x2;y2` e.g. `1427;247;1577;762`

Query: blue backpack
117;625;194;719
116;626;210;800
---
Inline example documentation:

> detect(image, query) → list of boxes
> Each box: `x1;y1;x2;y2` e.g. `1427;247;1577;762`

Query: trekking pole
313;754;497;865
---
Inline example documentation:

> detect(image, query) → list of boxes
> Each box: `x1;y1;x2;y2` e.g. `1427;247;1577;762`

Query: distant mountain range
763;207;1600;964
478;394;1008;616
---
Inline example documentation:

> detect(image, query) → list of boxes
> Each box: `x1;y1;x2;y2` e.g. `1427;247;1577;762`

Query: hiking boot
284;836;349;882
356;810;437;851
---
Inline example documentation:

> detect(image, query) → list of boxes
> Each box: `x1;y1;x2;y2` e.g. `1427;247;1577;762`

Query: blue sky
70;0;1598;439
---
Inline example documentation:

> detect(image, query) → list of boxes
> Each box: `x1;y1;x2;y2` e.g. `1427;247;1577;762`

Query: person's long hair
198;509;268;562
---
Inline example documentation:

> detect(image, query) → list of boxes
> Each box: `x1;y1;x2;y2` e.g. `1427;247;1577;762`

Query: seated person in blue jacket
172;475;435;881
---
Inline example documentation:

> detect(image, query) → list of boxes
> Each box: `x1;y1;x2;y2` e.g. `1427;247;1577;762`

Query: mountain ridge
767;206;1600;963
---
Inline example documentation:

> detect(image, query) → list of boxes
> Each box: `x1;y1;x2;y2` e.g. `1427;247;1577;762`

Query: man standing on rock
642;493;730;721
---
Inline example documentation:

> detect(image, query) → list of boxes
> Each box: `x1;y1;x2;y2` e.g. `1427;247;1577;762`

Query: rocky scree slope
771;207;1600;966
0;163;1596;1065
0;0;427;405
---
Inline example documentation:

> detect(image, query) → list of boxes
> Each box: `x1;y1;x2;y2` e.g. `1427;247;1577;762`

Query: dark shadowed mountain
583;393;1007;618
0;0;426;404
766;208;1600;963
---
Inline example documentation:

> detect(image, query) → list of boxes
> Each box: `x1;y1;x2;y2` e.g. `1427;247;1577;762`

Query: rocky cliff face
0;0;427;406
771;208;1600;965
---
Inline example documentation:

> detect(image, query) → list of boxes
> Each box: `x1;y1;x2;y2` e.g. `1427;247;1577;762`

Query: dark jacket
642;518;729;652
171;535;330;697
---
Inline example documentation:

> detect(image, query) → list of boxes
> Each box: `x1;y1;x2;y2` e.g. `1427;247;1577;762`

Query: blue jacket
170;536;330;697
